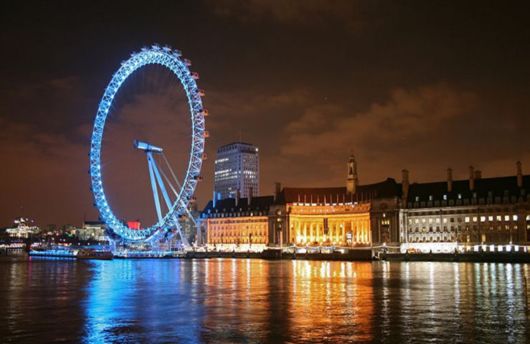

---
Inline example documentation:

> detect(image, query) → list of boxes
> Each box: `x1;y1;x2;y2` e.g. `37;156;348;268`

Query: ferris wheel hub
134;140;163;153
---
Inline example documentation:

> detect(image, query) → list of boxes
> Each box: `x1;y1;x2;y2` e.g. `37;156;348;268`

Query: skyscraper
214;142;259;199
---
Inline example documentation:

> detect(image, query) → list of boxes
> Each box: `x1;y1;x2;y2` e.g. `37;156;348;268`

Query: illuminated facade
204;157;530;253
214;142;259;199
287;202;371;246
5;217;40;239
202;196;273;251
272;178;401;248
203;156;402;251
400;164;530;253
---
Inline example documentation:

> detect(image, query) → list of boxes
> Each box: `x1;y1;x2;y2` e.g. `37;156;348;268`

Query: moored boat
76;249;113;260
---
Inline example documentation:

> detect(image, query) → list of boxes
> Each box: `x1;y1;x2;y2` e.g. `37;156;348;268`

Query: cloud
0;116;96;227
276;83;530;186
282;84;477;157
208;0;366;31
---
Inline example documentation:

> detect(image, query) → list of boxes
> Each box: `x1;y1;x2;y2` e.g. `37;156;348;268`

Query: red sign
127;221;141;230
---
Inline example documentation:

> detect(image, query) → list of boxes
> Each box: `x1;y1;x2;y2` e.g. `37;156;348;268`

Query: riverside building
400;163;530;253
214;142;259;199
201;195;274;251
202;155;530;254
202;155;401;251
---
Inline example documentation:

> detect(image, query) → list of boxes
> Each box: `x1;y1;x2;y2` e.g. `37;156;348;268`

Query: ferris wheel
89;45;207;246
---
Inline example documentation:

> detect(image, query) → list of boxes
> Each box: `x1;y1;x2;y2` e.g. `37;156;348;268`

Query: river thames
1;258;529;343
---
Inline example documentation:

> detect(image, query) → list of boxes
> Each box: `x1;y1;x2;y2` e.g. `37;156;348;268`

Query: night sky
1;1;529;227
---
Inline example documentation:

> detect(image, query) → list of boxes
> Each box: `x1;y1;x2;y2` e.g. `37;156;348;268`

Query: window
513;215;518;221
473;217;478;222
488;216;493;221
497;215;502;221
504;215;510;221
465;217;470;223
480;216;486;222
443;194;448;200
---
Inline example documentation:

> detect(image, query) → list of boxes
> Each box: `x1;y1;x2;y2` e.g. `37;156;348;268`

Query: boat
29;248;76;258
76;249;113;260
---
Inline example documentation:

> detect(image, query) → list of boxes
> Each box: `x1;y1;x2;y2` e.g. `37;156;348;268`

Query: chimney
402;169;409;200
248;187;253;206
275;182;282;201
517;161;523;188
447;168;453;193
235;189;240;207
469;166;475;191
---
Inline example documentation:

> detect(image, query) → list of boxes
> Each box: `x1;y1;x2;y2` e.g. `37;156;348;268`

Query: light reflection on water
0;258;529;343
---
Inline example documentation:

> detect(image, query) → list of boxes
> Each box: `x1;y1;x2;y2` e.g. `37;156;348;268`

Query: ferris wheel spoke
158;164;180;198
147;154;164;223
161;153;183;190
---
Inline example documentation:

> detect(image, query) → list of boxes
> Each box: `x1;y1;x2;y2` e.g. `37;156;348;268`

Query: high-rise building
214;142;259;199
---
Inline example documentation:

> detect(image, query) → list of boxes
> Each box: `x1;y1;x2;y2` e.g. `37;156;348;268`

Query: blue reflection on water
83;259;204;343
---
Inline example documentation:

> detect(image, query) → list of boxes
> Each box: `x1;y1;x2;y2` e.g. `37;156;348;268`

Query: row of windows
408;233;517;243
209;227;267;233
207;212;267;218
410;209;530;216
210;232;266;238
413;192;525;203
210;238;266;244
208;218;267;225
408;235;456;242
409;225;519;233
409;214;529;225
210;224;267;230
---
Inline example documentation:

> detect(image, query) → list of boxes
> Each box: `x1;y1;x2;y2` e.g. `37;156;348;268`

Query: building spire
346;153;358;194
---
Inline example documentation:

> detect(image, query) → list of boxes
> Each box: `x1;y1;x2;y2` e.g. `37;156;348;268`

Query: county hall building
201;146;530;253
201;155;402;250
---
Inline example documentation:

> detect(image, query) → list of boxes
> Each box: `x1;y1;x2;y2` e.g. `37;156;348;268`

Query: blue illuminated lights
89;45;206;243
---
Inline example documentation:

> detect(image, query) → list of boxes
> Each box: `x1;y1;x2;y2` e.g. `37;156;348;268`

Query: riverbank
383;251;530;263
6;247;530;263
184;249;530;263
184;249;373;261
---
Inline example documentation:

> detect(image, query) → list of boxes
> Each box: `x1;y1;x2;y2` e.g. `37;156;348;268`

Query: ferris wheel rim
89;45;205;242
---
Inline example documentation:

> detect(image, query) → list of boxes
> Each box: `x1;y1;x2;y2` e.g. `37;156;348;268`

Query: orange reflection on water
200;259;374;343
289;260;374;342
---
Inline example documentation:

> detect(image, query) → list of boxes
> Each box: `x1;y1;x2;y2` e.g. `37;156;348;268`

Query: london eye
89;45;207;248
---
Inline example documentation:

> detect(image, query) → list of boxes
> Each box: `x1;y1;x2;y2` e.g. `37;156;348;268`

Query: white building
76;221;107;242
5;217;40;238
214;142;259;199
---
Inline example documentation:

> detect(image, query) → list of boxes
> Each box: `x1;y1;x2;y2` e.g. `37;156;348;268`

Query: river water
0;258;529;343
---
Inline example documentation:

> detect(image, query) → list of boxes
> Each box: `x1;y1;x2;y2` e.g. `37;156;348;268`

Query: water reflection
84;259;205;343
0;258;529;343
0;258;90;342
